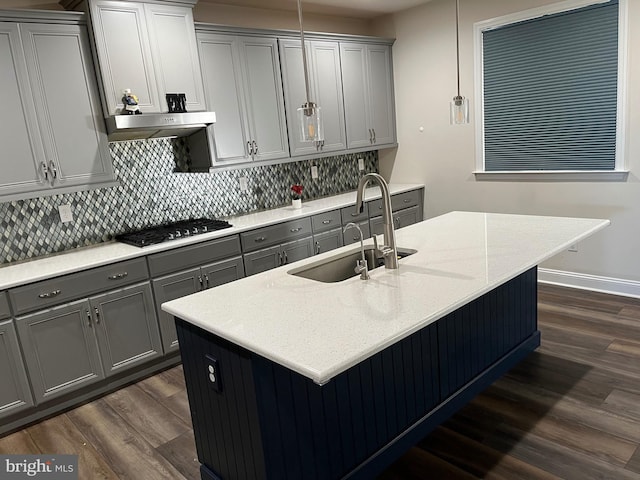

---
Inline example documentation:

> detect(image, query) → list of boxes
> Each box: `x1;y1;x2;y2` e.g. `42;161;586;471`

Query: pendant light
450;0;469;125
296;0;324;142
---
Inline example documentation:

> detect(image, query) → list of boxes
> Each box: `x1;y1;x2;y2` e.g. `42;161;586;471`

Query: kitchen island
162;211;609;480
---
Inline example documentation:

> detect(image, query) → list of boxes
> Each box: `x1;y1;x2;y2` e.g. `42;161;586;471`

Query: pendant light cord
298;0;312;105
455;0;461;97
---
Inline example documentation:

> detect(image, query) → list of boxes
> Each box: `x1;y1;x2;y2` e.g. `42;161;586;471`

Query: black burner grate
116;218;232;247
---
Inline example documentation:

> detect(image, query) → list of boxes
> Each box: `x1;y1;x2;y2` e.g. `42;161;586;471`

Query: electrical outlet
204;354;222;393
358;158;365;171
568;244;578;252
239;176;248;192
311;165;319;179
58;204;73;223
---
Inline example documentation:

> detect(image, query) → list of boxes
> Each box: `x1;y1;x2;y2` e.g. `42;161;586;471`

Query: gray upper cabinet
82;0;205;115
0;19;114;202
279;39;346;156
0;319;34;419
340;42;396;149
197;32;289;166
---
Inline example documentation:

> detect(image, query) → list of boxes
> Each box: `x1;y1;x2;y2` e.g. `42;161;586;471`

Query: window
474;0;626;177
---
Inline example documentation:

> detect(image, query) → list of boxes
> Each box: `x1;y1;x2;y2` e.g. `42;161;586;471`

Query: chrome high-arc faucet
355;173;399;269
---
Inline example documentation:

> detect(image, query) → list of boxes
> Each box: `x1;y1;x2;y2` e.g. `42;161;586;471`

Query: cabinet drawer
148;235;241;277
340;204;368;224
9;258;149;315
368;189;422;216
241;218;312;253
311;209;342;234
0;292;10;320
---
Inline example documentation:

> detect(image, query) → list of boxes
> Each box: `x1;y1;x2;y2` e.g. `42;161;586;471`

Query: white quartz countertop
0;184;421;290
162;211;609;385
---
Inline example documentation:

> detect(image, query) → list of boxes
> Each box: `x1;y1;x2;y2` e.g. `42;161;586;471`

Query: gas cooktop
116;218;232;247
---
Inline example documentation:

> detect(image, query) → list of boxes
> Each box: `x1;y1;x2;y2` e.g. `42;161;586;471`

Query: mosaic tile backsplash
0;139;378;264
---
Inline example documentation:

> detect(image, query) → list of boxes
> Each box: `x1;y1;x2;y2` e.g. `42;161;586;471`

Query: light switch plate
358;158;365;171
58;204;73;223
239;177;248;192
311;165;319;179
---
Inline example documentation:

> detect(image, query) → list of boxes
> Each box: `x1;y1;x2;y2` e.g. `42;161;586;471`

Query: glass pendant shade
450;95;469;125
298;102;323;142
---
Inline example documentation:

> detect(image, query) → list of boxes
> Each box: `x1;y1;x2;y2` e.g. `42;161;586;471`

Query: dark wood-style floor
1;283;639;479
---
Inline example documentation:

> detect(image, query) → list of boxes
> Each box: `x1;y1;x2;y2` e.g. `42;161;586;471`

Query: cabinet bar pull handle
278;252;283;265
322;220;331;225
204;274;209;289
404;198;411;203
252;140;258;155
38;289;61;299
315;242;320;254
247;141;252;156
372;129;376;143
198;275;203;290
86;310;92;327
94;307;100;323
49;161;58;181
290;227;302;232
368;128;373;143
107;272;128;280
41;162;49;182
283;251;288;264
255;236;266;242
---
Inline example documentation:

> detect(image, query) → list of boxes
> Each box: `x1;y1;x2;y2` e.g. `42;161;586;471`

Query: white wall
373;0;640;290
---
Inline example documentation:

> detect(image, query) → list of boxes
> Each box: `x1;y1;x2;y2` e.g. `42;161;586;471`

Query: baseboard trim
538;268;640;299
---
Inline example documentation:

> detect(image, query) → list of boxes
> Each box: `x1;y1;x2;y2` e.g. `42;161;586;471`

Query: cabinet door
89;0;159;115
0;320;34;419
144;3;206;112
281;237;314;265
202;256;245;289
0;22;46;199
152;267;201;354
90;282;162;375
20;23;114;190
340;42;371;149
343;220;371;246
244;245;281;277
280;39;346;156
369;215;384;237
197;33;250;164
393;205;421;230
16;299;104;403
367;44;395;146
314;228;344;255
240;36;289;162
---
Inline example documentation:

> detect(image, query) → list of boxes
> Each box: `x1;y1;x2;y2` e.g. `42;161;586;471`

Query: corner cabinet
0;19;114;202
197;31;289;166
80;0;206;115
340;42;396;149
279;39;346;156
0;317;34;420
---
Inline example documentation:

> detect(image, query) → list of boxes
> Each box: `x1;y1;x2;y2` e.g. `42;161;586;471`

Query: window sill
473;170;629;182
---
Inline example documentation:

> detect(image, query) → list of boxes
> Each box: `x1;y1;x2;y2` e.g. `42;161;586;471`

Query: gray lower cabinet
343;220;371;246
244;237;314;276
314;228;344;254
152;256;245;353
370;206;422;236
16;282;161;404
0;319;34;419
0;292;10;320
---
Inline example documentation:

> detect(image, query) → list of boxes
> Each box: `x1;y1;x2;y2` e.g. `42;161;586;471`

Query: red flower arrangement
291;183;304;200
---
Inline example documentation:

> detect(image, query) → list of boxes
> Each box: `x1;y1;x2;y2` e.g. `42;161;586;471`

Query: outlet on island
311;165;319;179
205;354;222;393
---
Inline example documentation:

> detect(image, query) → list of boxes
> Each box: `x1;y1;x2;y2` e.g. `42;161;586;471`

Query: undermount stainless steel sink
288;246;417;283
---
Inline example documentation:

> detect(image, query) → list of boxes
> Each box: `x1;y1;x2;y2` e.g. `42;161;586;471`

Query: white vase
292;198;302;209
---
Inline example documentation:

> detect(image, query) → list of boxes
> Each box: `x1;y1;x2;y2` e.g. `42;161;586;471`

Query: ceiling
198;0;434;19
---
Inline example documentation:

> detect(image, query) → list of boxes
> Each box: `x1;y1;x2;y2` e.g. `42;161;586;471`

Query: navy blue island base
175;267;539;480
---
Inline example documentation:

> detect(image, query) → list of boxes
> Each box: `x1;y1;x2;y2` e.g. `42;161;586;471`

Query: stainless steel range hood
105;111;216;142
